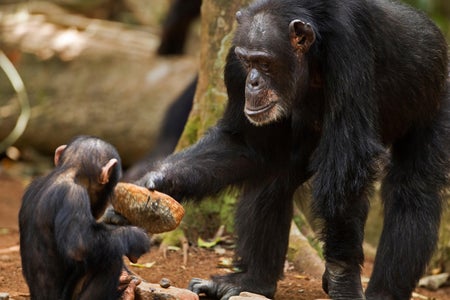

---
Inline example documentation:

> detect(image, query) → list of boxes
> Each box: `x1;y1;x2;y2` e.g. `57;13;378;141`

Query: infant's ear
99;158;118;184
54;145;67;166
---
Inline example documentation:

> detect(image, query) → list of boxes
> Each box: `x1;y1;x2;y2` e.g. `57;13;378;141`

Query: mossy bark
176;0;248;150
173;0;250;239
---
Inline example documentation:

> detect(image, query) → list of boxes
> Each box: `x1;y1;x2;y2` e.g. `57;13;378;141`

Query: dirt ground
1;162;449;300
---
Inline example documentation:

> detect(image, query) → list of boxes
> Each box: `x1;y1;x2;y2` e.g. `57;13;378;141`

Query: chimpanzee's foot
189;278;240;300
322;261;365;300
365;272;413;300
188;273;276;300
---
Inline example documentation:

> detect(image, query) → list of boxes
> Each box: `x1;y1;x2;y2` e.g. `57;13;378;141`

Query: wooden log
112;183;184;233
0;2;198;166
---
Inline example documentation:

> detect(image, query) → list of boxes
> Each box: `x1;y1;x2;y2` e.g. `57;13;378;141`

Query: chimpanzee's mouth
244;102;276;116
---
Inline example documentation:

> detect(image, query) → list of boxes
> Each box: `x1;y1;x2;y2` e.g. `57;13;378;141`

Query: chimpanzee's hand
125;227;150;263
144;171;165;190
188;278;241;300
100;206;131;226
118;269;142;300
135;171;165;190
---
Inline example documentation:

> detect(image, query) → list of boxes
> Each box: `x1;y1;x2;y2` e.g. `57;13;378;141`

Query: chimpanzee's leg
77;258;123;300
366;116;448;299
189;175;295;299
317;195;369;300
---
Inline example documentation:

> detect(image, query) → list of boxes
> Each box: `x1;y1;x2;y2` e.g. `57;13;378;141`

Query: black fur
19;136;150;300
157;0;202;55
141;0;449;299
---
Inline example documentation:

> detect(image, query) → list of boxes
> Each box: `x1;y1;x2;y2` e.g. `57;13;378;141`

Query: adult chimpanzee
139;0;450;299
19;136;150;300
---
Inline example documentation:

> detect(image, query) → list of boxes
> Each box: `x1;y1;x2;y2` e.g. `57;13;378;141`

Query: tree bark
176;0;249;150
171;0;251;240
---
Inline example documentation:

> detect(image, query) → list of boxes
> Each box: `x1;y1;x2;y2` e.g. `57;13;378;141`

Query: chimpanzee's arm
311;31;384;219
54;184;149;263
140;45;292;201
309;26;384;299
139;124;258;201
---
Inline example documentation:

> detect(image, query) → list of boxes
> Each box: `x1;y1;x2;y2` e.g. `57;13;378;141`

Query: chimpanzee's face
234;11;316;126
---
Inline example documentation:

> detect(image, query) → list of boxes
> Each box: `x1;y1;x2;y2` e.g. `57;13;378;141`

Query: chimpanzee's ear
289;19;316;53
99;158;118;184
54;145;67;166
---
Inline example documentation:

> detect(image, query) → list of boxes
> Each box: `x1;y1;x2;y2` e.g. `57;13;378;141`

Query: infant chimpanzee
19;135;150;300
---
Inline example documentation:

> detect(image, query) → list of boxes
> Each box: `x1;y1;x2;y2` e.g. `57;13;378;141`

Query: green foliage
198;236;223;248
181;188;237;241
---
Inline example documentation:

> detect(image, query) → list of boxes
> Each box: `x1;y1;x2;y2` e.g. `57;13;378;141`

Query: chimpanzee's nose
247;69;261;91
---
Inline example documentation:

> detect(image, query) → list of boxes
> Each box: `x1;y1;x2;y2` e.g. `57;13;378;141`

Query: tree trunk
176;0;248;150
172;0;251;240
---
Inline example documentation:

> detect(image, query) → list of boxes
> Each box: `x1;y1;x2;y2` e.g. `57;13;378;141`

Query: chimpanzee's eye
240;58;251;69
259;62;270;72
